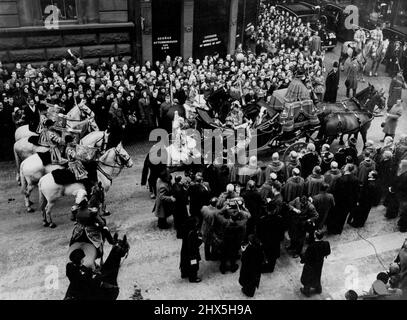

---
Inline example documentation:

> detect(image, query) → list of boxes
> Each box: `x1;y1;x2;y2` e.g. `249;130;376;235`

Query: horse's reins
97;149;131;183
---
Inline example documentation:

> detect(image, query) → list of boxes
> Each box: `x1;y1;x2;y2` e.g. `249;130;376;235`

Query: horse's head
115;143;134;168
113;234;130;258
66;105;81;121
365;87;386;115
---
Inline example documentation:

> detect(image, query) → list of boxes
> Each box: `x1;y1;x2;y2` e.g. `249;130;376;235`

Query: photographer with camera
286;195;318;258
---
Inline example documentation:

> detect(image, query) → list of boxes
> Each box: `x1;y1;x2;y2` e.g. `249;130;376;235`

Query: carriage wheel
282;141;308;164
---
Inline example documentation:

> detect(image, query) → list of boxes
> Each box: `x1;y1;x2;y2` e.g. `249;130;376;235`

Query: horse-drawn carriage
163;88;322;171
162;79;386;174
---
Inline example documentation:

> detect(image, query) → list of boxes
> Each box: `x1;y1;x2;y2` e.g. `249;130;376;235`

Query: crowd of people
0;4;341;159
146;133;407;297
0;1;407;300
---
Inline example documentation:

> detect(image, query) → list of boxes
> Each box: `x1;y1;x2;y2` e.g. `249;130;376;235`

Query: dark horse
316;84;386;146
65;234;130;300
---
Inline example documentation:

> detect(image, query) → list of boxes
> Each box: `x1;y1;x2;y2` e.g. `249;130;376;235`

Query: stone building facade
0;0;259;66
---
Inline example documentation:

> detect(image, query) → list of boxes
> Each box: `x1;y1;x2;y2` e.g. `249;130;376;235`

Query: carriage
163;88;321;172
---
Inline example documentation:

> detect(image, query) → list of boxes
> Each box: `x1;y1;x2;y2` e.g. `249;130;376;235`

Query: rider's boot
102;227;116;245
70;205;78;221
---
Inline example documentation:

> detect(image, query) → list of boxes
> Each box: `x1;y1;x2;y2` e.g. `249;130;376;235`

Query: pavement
1;43;407;300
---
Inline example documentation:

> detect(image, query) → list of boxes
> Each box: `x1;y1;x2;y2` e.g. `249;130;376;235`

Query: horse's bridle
97;147;131;183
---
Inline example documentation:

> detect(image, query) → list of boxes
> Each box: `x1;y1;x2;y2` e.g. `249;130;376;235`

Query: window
40;0;77;21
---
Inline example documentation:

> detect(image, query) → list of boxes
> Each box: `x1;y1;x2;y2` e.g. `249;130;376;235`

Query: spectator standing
300;231;331;297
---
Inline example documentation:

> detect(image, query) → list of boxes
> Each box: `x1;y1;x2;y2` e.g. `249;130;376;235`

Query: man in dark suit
24;97;40;133
300;231;331;297
327;164;360;234
188;172;211;227
324;61;340;103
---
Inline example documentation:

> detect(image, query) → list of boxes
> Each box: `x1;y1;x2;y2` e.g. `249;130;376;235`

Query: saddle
37;151;52;166
51;162;98;186
28;135;40;146
52;168;77;185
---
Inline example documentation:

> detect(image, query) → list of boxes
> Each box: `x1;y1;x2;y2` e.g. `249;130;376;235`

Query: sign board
152;0;181;61
193;0;230;58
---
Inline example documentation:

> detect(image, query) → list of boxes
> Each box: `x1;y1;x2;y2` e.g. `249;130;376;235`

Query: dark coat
283;176;305;203
377;158;396;191
300;240;331;287
172;182;189;230
332;173;360;209
180;228;202;274
241;189;264;223
239;242;263;289
257;213;285;260
305;173;325;197
323;69;340;103
358;158;376;187
312;192;335;229
24;105;40;132
141;153;166;195
350;180;381;227
300;152;320;179
223;218;246;260
188;182;211;217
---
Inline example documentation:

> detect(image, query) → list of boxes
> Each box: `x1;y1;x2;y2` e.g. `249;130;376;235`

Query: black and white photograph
1;0;407;307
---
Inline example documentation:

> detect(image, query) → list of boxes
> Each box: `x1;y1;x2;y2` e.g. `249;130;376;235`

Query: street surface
0;43;406;300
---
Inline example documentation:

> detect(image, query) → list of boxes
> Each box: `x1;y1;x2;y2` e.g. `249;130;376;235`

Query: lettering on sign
153;36;179;51
200;34;221;48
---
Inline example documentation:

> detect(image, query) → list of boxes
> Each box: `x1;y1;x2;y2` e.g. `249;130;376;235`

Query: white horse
13;127;108;184
19;130;110;212
66;104;99;135
15;124;38;142
38;143;133;228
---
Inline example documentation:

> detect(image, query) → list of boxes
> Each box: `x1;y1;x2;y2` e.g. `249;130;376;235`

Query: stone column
86;0;99;23
140;0;153;63
130;0;142;62
16;0;34;26
76;0;87;24
181;0;194;59
228;0;239;54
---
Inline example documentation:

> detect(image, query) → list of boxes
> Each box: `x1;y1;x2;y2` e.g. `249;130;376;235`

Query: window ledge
0;22;135;34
